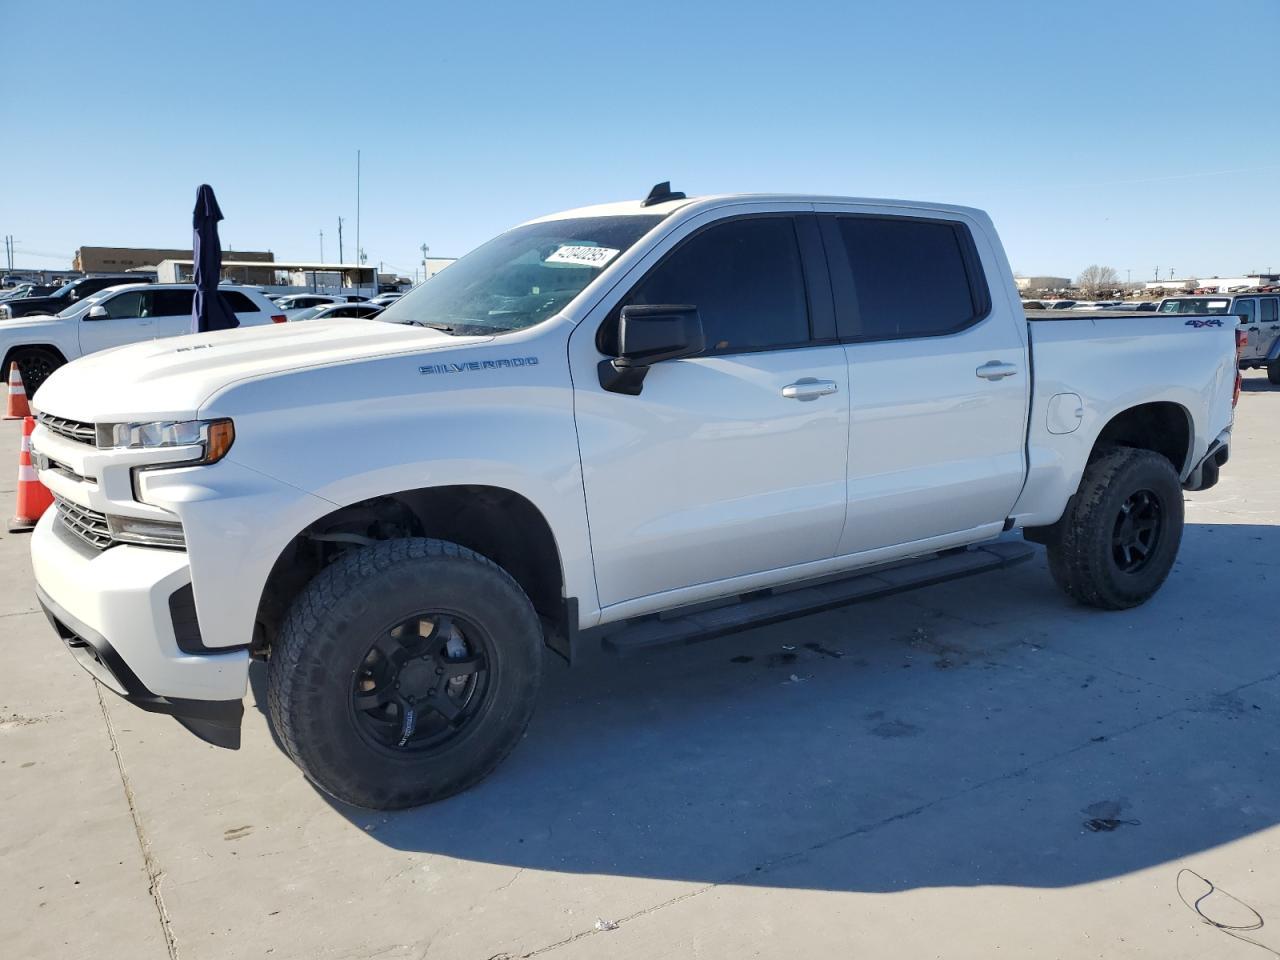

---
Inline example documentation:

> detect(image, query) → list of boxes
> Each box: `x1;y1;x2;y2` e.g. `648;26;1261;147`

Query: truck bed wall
1011;315;1236;527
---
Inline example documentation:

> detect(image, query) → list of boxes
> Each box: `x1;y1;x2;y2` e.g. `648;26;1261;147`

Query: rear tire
1268;360;1280;385
6;347;63;397
267;538;543;809
1045;447;1184;610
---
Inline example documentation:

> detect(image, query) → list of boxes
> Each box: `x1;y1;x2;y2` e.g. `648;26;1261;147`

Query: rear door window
151;289;195;316
1262;298;1279;323
826;215;988;340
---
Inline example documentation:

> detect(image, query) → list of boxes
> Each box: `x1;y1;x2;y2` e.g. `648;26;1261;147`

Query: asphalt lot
2;373;1278;960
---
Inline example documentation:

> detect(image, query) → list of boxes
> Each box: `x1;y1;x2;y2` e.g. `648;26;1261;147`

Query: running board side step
598;540;1036;657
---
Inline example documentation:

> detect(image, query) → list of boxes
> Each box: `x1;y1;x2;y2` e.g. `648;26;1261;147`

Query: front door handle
976;361;1018;381
782;378;839;401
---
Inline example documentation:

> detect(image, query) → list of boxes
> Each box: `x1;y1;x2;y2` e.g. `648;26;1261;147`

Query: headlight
106;514;186;548
0;305;11;318
98;418;235;464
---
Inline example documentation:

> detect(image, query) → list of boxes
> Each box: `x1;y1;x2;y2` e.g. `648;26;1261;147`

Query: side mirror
599;304;705;395
85;305;109;321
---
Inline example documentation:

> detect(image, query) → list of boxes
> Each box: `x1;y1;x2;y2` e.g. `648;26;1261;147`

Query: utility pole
337;217;345;264
355;149;362;293
420;242;429;279
319;229;325;263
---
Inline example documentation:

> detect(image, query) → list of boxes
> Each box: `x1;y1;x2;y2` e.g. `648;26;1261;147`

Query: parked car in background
26;189;1238;808
272;294;340;312
1045;299;1078;310
0;275;154;319
1160;294;1280;381
368;292;404;307
1020;300;1046;310
0;282;58;301
1107;301;1157;311
0;283;281;393
287;302;384;322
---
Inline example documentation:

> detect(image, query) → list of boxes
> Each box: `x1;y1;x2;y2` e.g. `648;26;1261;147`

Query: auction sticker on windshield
545;245;620;268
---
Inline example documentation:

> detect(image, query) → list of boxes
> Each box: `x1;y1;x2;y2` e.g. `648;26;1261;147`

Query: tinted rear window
833;216;985;340
220;291;259;312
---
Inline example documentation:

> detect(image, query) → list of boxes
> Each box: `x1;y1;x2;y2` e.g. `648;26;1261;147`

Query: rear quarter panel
1012;315;1235;526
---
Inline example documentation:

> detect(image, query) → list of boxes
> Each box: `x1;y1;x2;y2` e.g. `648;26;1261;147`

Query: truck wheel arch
3;344;68;379
254;485;567;659
1088;401;1193;477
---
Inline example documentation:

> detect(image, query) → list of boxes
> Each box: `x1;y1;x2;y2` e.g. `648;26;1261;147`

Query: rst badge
419;357;539;375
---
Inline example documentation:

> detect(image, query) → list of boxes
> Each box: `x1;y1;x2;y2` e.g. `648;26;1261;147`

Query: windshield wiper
400;320;456;333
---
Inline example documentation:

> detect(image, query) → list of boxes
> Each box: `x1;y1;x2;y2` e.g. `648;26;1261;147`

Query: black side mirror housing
599;304;705;395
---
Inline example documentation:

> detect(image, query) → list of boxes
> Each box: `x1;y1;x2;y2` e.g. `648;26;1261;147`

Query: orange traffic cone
9;416;53;533
5;364;31;420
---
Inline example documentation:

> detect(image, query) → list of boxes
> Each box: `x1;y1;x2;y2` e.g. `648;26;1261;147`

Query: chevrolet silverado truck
28;187;1237;809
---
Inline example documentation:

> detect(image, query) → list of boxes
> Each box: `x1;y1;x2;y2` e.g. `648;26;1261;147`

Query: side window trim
597;212;824;358
821;212;992;343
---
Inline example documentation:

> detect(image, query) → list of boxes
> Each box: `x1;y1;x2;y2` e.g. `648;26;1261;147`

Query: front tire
267;538;543;809
1046;448;1184;610
7;348;64;397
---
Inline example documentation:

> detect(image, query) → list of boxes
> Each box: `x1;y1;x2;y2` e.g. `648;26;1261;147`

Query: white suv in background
0;284;283;394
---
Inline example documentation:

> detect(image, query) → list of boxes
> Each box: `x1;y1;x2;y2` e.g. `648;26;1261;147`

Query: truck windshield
1157;298;1231;315
377;215;664;335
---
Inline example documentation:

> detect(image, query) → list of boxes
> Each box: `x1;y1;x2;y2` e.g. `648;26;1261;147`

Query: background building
423;257;456;279
74;246;273;274
1014;276;1071;293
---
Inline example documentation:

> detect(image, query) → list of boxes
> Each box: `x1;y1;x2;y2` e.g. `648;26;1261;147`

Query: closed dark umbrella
191;184;239;333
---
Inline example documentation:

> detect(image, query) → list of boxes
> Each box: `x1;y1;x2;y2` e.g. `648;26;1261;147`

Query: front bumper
30;512;249;748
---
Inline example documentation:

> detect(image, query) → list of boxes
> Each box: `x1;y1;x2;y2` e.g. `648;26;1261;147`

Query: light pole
319;229;325;263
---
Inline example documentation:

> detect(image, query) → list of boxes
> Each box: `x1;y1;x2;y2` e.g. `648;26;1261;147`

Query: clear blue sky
7;0;1278;281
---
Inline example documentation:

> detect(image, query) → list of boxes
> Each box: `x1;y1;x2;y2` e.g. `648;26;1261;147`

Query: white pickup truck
28;187;1237;809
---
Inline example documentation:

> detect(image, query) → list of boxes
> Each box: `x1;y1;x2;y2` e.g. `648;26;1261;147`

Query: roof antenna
641;181;686;207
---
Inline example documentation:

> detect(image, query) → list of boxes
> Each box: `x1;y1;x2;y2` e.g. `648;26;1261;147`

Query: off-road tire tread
267;537;541;808
1046;447;1183;610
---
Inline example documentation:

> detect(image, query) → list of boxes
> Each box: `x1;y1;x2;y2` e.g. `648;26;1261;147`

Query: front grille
38;413;97;446
54;495;113;550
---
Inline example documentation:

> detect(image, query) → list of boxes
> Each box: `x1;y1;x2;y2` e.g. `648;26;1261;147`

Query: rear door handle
782;378;839;401
976;361;1018;381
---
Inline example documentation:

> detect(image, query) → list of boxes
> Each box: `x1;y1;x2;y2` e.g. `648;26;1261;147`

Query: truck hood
33;317;489;422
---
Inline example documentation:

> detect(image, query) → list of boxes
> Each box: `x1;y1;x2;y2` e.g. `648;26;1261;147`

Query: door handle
781;378;839;401
976;361;1018;381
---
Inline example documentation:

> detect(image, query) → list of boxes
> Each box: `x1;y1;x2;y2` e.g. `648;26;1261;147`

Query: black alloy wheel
1111;489;1163;574
350;612;492;753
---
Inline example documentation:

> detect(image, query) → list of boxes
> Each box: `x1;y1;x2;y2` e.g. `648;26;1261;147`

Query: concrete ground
2;373;1278;960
